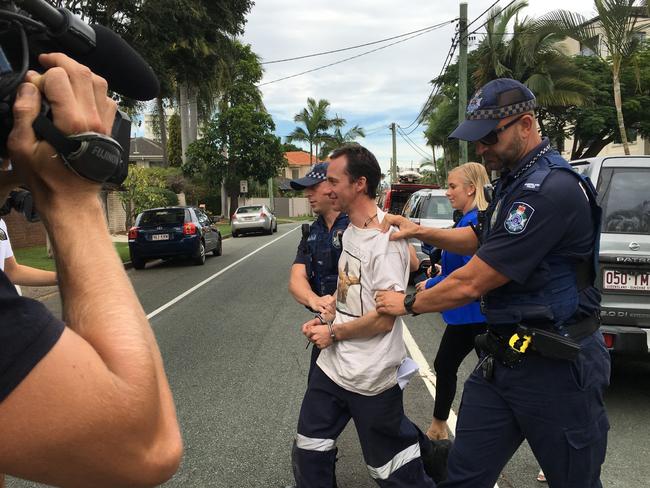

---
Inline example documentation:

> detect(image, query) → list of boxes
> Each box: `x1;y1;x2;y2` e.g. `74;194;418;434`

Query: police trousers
292;366;435;488
440;331;610;488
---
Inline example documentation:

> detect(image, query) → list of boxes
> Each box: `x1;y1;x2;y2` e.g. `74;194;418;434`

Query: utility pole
390;123;398;183
458;2;469;164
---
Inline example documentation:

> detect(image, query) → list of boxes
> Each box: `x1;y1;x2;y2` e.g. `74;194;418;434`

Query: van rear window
599;168;650;235
421;196;454;220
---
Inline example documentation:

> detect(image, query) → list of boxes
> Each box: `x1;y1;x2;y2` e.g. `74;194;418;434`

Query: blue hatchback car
128;206;222;269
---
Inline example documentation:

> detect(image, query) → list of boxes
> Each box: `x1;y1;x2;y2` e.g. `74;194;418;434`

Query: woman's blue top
425;208;486;325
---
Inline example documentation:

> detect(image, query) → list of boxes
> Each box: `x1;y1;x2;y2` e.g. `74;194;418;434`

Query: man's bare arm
376;256;510;316
289;263;335;314
3;256;57;286
0;54;181;487
382;214;479;255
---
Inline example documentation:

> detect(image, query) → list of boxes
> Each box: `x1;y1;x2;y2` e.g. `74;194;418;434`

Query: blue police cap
289;162;329;190
449;78;537;142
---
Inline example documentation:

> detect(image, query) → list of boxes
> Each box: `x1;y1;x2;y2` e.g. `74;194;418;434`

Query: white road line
402;321;500;488
402;322;458;435
146;226;301;320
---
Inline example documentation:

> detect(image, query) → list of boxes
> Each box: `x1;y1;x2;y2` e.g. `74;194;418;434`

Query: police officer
288;162;349;381
375;78;610;488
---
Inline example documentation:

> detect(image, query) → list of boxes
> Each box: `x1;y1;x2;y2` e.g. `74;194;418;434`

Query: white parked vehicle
231;204;277;237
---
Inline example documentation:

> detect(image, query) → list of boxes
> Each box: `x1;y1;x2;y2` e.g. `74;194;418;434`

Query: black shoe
421;438;453;484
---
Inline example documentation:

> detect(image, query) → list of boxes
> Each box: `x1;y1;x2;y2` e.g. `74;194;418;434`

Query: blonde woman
416;162;490;440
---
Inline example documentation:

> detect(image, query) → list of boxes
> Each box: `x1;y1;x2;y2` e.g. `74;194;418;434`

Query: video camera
0;0;160;216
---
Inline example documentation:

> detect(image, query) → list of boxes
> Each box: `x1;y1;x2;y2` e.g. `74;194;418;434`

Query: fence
237;197;311;218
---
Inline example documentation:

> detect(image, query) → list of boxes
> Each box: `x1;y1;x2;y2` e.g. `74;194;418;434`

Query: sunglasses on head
478;113;528;146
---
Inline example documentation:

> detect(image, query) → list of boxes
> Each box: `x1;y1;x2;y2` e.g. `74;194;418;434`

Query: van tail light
183;223;197;235
231;214;237;221
602;333;615;349
260;212;267;218
128;227;139;239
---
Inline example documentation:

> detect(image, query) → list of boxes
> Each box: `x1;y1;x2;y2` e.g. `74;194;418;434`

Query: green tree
472;1;590;115
119;166;180;227
287;98;345;162
167;113;183;167
540;0;649;154
318;126;366;159
184;43;286;217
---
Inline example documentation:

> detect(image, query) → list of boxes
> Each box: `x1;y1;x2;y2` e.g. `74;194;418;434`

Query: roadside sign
240;180;248;193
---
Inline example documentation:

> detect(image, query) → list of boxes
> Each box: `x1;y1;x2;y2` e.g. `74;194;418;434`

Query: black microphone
19;0;160;100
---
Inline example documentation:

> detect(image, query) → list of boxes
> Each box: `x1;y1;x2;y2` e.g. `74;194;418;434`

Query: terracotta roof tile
285;151;317;166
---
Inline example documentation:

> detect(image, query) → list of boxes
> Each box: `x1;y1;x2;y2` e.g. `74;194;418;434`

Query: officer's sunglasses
478;114;528;146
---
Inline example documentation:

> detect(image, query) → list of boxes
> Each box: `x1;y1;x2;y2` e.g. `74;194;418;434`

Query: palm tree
473;0;591;120
287;98;345;161
318;125;366;159
538;0;649;155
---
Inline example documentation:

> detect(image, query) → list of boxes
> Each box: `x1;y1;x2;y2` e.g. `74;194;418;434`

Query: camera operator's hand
7;53;116;208
0;54;182;488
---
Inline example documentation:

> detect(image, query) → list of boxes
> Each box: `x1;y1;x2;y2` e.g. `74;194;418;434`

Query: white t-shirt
0;219;14;271
317;208;410;395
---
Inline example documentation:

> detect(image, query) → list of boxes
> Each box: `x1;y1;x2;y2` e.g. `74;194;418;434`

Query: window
401;194;421;218
138;209;185;226
420;196;454;220
579;35;599;56
236;206;263;214
292;169;300;179
599;167;650;234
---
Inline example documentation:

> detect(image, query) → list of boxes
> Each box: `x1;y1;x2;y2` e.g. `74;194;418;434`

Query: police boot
421;438;453;484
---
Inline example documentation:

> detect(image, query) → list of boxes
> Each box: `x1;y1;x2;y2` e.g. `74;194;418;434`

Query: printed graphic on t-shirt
336;250;362;318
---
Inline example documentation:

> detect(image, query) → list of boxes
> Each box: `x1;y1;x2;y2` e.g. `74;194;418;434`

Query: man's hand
308;294;336;315
302;319;334;349
375;290;407;316
380;214;421;241
7;53;118;211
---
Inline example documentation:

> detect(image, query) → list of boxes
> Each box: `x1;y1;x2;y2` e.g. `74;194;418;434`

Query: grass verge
14;243;131;271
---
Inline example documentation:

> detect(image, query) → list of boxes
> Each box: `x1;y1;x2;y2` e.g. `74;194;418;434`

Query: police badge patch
504;202;534;234
466;89;483;115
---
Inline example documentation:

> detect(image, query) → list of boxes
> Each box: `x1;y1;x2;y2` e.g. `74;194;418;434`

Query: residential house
278;151;318;190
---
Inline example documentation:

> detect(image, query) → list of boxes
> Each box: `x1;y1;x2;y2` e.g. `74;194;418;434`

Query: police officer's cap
449;78;536;142
289;162;330;190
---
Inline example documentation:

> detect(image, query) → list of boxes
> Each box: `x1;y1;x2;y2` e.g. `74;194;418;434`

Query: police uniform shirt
476;139;594;286
293;213;349;290
0;270;64;402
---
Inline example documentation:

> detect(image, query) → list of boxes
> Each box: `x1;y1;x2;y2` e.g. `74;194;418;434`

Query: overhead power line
397;127;431;160
466;0;500;29
261;20;458;65
465;0;518;39
257;19;456;87
399;31;459;135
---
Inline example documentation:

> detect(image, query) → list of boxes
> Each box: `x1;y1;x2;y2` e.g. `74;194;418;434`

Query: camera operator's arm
3;256;57;286
381;214;479;255
0;54;181;488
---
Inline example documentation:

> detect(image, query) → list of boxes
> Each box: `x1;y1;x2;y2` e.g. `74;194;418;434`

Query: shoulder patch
332;229;344;249
504;201;535;234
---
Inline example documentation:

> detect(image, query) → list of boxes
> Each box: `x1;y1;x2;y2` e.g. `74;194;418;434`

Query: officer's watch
404;293;419;316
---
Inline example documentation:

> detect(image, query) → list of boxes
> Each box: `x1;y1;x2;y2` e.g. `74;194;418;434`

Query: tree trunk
179;83;190;164
228;183;240;220
188;85;199;144
309;141;313;163
612;62;630;155
157;96;169;166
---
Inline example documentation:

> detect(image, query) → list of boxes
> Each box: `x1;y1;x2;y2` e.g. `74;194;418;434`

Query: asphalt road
7;223;650;487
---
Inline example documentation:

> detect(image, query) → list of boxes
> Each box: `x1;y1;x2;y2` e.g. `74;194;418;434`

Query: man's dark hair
330;144;381;199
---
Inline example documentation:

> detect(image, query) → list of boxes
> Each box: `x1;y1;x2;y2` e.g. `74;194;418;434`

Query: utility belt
475;313;600;367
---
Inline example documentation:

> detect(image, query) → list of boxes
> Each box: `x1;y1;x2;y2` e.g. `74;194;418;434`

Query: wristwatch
404;293;419;316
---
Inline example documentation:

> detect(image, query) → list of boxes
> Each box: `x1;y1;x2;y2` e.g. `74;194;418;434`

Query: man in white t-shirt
292;144;435;487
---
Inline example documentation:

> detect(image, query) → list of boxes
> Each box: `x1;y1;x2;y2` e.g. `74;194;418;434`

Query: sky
241;0;597;174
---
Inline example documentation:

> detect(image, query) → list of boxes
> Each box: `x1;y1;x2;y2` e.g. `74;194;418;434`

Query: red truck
377;183;440;215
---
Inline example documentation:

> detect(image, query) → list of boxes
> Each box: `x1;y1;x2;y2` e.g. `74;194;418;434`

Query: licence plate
603;269;650;292
151;234;170;241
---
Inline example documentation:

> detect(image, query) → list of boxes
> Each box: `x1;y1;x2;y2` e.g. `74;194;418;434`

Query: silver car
231;204;277;237
571;156;650;356
401;189;455;261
